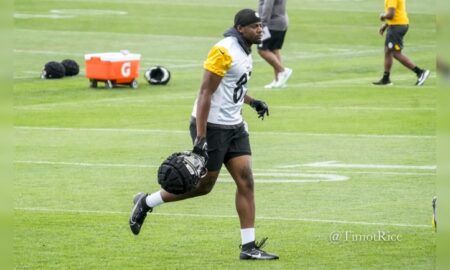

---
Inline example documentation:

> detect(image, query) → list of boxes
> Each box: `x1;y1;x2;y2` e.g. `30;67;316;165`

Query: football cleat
415;69;430;86
240;237;279;260
129;192;152;235
372;78;393;86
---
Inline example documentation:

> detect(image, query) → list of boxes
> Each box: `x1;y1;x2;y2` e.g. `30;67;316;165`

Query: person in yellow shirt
373;0;430;86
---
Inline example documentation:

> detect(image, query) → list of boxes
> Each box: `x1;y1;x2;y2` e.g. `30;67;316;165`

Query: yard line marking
15;207;430;228
279;161;436;170
14;49;82;57
13;49;199;63
262;169;436;176
14;160;348;183
221;173;348;183
14;93;194;108
270;74;436;89
252;173;348;182
290;45;434;60
14;13;75;19
274;105;435;112
38;0;436;15
14;160;158;168
15;160;436;176
50;9;128;16
14;126;435;139
15;29;216;42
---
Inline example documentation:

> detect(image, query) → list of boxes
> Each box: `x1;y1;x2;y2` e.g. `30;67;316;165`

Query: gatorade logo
121;62;131;77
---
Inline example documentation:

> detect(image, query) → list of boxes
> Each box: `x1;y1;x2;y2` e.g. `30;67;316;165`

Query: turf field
13;0;436;269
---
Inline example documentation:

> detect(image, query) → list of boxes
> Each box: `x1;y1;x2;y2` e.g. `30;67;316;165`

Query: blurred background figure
257;0;292;89
373;0;430;86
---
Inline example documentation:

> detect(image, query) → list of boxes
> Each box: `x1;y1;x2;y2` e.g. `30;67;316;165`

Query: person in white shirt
129;9;278;260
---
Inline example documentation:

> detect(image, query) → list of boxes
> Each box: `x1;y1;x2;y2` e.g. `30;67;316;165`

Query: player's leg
129;121;226;235
160;171;220;202
225;155;278;260
374;27;395;85
258;49;284;78
273;49;282;64
389;25;429;85
129;171;220;235
225;155;255;229
257;31;285;88
270;30;292;88
224;125;278;260
392;50;430;86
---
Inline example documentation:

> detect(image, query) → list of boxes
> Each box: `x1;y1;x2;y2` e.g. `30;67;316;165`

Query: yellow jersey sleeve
203;46;232;77
385;0;409;25
386;0;397;8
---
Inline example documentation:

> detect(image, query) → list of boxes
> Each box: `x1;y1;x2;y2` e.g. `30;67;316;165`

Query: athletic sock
240;228;255;246
382;71;390;81
413;66;424;77
145;191;164;208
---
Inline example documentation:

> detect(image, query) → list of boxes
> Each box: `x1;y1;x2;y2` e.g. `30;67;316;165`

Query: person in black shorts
373;0;430;86
129;9;278;260
257;0;292;88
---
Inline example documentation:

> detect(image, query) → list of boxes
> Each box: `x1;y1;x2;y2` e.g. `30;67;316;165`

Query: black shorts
385;25;408;51
189;121;251;172
258;29;287;51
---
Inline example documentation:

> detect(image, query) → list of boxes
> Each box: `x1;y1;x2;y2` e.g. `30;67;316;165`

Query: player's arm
380;7;395;21
379;23;388;36
195;71;222;139
193;45;231;157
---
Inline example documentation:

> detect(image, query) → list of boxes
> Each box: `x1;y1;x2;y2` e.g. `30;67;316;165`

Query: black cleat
240;237;279;260
129;192;152;235
373;78;393;86
416;70;430;86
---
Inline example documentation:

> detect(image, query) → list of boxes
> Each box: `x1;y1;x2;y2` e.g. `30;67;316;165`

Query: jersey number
233;73;247;103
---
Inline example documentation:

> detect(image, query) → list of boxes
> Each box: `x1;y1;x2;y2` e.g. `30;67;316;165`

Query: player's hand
250;99;269;120
379;13;386;21
379;24;387;36
193;136;208;161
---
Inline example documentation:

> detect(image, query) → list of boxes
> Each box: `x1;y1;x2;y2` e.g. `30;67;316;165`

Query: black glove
192;137;208;162
250;99;269;120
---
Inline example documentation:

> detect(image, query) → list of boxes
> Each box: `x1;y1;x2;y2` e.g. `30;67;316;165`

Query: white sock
145;191;164;208
240;228;255;245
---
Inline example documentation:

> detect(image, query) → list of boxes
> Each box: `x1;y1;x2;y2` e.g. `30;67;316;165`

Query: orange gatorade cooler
85;51;141;89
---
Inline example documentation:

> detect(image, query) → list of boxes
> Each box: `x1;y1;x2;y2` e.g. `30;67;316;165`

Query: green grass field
13;0;436;269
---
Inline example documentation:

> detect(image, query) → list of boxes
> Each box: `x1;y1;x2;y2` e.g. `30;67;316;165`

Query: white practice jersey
192;36;252;126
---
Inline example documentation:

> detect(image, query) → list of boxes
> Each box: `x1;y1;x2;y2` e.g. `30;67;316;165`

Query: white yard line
15;160;436;176
279;74;436;89
13;49;199;63
14;207;430;228
280;161;436;170
273;105;435;112
14;126;435;139
14;160;348;183
14;160;158;168
15;29;216;41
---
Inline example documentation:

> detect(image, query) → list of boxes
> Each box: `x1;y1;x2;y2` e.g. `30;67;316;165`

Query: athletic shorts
189;120;251;172
258;29;287;51
385;25;408;51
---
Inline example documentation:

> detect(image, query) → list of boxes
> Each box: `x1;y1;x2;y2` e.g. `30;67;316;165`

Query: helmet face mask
144;66;171;85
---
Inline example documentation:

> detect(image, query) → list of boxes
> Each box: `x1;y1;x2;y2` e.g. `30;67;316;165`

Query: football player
373;0;430;86
130;9;278;260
